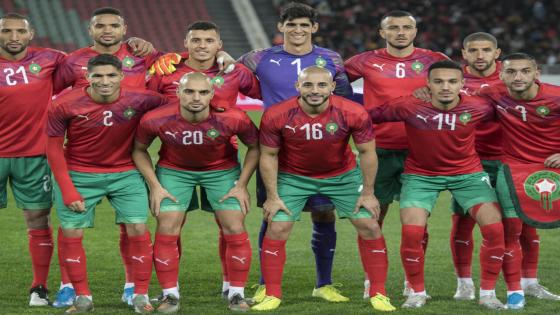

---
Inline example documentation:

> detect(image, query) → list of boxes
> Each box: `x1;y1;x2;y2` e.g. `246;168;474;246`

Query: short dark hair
87;54;123;72
186;21;220;34
463;32;498;48
279;2;318;24
428;60;463;77
380;10;415;27
92;7;122;18
1;13;28;21
501;52;536;63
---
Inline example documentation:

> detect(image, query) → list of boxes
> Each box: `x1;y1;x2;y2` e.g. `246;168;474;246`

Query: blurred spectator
272;0;560;64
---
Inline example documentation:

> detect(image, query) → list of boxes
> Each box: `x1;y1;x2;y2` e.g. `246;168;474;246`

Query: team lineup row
0;2;559;314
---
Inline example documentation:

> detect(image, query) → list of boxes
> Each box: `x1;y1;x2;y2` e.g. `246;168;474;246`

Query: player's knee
266;222;292;240
311;210;336;222
473;202;502;226
125;223;149;236
220;221;246;235
23;209;50;229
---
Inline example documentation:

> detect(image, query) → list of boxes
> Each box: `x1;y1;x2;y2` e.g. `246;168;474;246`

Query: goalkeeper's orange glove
149;53;182;76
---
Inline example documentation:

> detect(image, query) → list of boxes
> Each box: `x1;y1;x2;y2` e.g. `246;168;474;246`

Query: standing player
47;54;166;314
239;2;354;303
252;66;395;312
148;21;260;299
480;53;560;309
133;72;259;313
0;13;65;306
369;60;506;309
449;33;560;301
343;10;448;296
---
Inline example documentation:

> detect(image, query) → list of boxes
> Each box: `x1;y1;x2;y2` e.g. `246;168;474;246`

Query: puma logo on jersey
460;88;470;95
416;114;428;123
480;83;489;89
454;240;470;246
405;257;421;263
76;114;90;121
155;258;170;266
490;255;504;261
371;248;387;254
132;256;145;263
284;125;297;133
264;250;279;256
165;131;178;139
372;63;385;71
66;257;81;263
496;105;508;113
232;256;248;264
269;58;282;66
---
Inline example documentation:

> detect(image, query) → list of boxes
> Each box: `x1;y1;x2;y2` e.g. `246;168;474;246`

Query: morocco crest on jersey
504;163;560;228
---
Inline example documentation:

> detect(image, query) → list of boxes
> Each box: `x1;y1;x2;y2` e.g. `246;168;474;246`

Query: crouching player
47;54;166;314
132;72;259;313
253;66;394;312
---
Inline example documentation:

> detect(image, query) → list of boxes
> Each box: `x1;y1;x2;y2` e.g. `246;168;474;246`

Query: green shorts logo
211;75;225;87
536;106;550;117
523;170;560;211
29;63;41;74
325;122;338;135
122;56;135;69
207;128;220;139
123;107;136;119
315;56;327;67
459;112;472;125
411;61;424;73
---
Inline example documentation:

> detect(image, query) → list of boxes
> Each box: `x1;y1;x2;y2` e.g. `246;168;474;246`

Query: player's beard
1;42;26;56
471;60;492;72
302;94;329;108
95;37;122;48
388;38;413;50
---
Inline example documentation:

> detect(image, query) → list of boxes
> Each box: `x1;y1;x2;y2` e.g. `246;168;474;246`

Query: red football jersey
463;62;503;160
345;48;448;150
260;95;374;178
136;102;258;171
147;58;261;107
368;95;494;176
47;87;166;172
0;47;65;157
54;44;159;91
480;83;560;164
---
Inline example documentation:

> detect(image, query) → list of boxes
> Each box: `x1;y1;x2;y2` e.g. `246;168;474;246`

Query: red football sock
520;223;539;278
261;237;286;298
119;224;133;283
28;228;53;288
128;232;154;295
224;232;252;287
215;218;228;282
60;234;90;295
154;233;180;290
57;227;71;285
421;225;429;254
479;222;505;290
358;236;387;296
502;218;522;291
450;214;476;278
400;225;425;293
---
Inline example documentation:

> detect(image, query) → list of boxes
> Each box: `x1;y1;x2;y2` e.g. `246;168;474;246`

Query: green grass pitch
1;111;559;314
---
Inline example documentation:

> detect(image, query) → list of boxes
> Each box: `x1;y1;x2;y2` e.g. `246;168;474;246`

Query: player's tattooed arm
260;145;292;222
220;142;260;214
544;153;560;168
354;140;381;219
126;37;155;57
132;140;177;216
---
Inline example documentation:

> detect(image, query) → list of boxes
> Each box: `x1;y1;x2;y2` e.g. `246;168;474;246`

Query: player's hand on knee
220;185;250;215
354;194;380;220
413;86;431;102
216;51;236;74
263;198;291;222
127;37;155;57
68;200;86;212
149;186;177;217
544;153;560;168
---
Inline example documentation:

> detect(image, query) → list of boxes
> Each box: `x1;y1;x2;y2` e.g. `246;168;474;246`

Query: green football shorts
156;166;241;212
495;164;518;218
273;168;373;222
54;170;149;229
400;171;497;215
0;156;52;210
374;148;407;205
450;159;502;214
